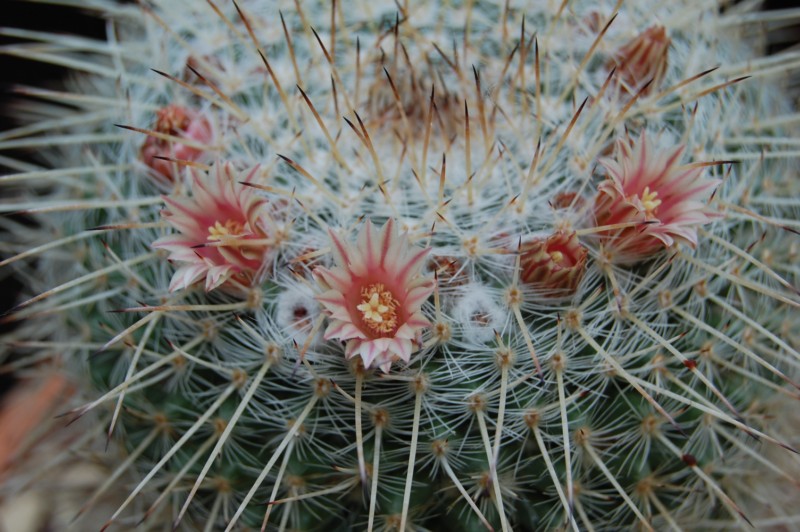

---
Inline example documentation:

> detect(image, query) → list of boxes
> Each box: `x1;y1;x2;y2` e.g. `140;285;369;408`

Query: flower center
550;250;564;263
208;219;246;241
640;186;662;218
356;283;399;334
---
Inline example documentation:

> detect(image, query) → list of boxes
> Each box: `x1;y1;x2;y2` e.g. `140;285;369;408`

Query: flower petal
314;219;433;372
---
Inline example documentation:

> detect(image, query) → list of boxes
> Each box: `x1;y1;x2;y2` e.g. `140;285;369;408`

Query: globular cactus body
1;1;799;531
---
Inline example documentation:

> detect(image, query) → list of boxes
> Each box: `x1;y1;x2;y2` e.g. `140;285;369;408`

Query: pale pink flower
520;231;588;295
314;219;434;373
608;25;670;96
593;132;720;263
140;104;213;182
153;163;276;291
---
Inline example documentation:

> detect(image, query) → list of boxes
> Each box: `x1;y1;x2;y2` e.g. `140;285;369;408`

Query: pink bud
520;231;588;296
609;25;670;96
140;105;213;182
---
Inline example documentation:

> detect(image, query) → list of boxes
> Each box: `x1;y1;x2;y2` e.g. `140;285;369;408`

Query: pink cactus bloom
593;132;720;263
153;163;275;292
140;105;213;182
314;219;435;373
520;231;588;295
609;25;670;96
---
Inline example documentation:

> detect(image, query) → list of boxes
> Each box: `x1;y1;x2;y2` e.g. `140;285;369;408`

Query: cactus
1;0;799;530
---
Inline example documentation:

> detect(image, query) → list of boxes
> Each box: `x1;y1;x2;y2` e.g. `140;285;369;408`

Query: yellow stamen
208;219;246;241
550;250;564;263
640;186;662;217
357;283;399;334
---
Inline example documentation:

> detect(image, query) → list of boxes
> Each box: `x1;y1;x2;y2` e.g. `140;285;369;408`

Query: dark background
0;0;798;396
0;2;108;396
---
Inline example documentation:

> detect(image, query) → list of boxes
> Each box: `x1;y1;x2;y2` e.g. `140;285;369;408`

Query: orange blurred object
0;373;73;483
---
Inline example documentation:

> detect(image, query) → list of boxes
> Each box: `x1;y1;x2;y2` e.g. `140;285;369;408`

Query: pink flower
608;25;670;96
314;219;435;373
593;132;720;263
153;163;276;291
140;105;213;182
520;231;588;295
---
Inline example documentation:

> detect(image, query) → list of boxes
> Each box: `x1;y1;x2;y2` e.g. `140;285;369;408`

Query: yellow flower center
640;186;662;218
356;283;399;334
550;250;564;263
208;219;246;241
